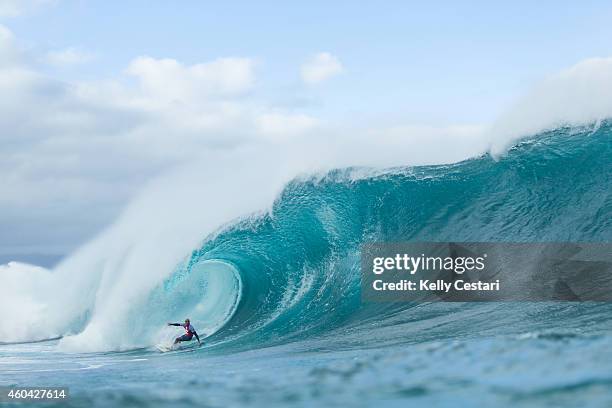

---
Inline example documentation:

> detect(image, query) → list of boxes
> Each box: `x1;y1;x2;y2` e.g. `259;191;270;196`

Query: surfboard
155;341;202;353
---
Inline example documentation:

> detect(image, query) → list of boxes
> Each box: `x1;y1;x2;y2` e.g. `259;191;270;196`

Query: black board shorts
177;334;193;341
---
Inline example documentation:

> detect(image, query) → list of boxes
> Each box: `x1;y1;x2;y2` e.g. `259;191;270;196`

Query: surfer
167;319;201;345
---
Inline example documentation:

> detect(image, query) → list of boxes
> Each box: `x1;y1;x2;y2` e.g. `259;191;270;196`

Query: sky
2;0;612;266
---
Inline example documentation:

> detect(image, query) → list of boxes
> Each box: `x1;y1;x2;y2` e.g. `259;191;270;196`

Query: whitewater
1;59;612;407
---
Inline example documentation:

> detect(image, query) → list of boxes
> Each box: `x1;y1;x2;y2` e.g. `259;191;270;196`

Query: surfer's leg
175;334;192;344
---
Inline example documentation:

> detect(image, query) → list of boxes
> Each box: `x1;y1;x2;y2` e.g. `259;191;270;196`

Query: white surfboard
155;341;202;353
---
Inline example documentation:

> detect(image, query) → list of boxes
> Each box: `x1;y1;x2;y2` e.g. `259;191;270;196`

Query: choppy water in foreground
2;306;612;408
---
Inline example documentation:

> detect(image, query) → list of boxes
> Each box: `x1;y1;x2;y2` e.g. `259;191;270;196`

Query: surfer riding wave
168;319;201;346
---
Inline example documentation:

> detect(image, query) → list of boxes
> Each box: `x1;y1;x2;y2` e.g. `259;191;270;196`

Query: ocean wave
146;122;611;351
1;121;610;351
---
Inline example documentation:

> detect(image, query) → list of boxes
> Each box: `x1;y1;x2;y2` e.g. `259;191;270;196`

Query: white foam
488;57;612;155
0;262;57;342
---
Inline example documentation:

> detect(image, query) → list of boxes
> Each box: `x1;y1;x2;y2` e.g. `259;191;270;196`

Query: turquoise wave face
159;122;611;350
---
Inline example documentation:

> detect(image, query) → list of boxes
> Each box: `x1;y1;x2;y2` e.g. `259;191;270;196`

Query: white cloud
0;24;19;65
256;112;319;140
300;52;344;84
0;28;322;257
0;0;53;17
46;47;95;66
126;56;257;103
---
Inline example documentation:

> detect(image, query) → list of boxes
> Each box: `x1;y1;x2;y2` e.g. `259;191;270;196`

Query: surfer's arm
194;331;201;344
167;323;181;326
